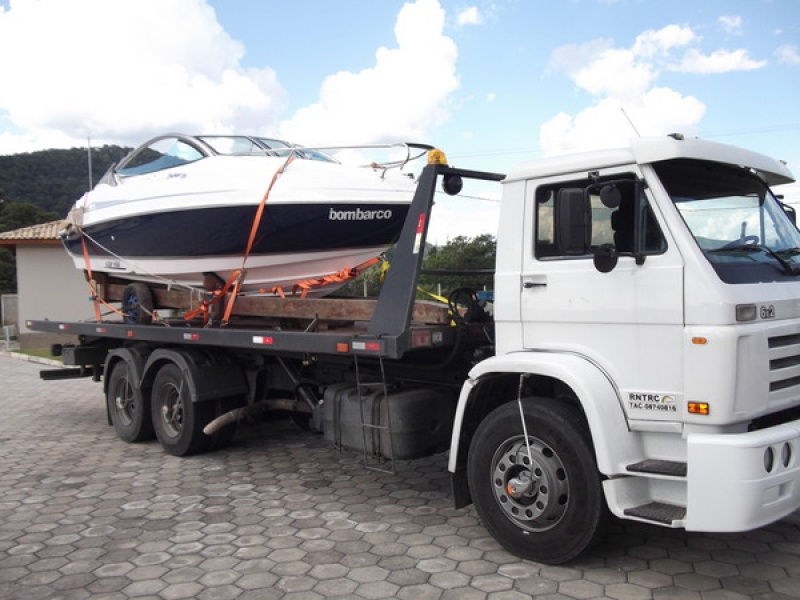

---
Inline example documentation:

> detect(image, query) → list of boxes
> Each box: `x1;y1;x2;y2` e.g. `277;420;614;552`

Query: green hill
0;145;130;216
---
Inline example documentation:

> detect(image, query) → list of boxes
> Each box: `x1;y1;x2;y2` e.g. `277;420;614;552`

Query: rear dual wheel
150;364;239;456
151;364;210;456
106;361;154;442
467;397;608;564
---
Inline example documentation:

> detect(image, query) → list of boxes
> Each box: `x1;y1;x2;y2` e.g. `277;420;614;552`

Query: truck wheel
205;396;241;452
151;364;211;456
467;397;607;564
106;360;154;442
121;282;153;325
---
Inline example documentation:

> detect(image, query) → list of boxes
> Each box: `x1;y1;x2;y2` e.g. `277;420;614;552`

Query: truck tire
205;396;241;452
106;360;154;442
150;363;211;456
121;282;154;325
467;397;607;564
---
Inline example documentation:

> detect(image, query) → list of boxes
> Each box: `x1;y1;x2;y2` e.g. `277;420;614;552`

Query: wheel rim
112;374;135;426
490;436;570;532
123;291;142;324
159;383;185;438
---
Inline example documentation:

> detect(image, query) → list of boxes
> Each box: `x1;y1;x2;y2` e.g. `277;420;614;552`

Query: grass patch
12;349;62;361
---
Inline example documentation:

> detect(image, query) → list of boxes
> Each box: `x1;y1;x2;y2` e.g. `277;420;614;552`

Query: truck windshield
654;159;800;283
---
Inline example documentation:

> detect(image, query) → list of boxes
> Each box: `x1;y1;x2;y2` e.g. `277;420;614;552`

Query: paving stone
397;582;448;600
604;582;653;600
2;354;800;600
558;579;606;598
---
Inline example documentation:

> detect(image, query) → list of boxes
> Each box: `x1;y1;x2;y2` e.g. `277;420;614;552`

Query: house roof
0;220;67;247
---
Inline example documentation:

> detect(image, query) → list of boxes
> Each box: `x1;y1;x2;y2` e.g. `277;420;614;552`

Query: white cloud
540;90;705;154
719;15;743;35
456;6;483;26
631;24;698;57
279;0;458;146
539;23;771;153
0;0;285;153
671;48;767;73
572;48;656;98
776;44;800;65
547;39;614;77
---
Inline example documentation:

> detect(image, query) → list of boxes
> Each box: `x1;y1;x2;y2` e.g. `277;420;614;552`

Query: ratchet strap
184;153;296;325
261;256;382;299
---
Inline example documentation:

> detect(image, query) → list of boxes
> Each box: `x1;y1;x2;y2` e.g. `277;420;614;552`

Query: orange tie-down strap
184;155;297;325
183;257;380;324
244;154;295;264
80;233;133;321
183;269;245;324
261;256;382;299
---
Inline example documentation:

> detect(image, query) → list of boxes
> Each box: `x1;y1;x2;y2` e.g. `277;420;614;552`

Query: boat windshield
255;137;338;163
654;158;800;283
116;137;205;176
198;135;338;163
198;136;265;155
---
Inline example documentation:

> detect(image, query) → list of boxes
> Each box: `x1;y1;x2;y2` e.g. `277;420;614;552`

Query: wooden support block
98;283;450;325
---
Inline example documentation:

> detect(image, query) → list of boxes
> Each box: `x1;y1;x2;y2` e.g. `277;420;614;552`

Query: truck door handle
523;281;547;288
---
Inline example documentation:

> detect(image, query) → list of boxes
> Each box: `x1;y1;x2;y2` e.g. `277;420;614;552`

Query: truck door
520;172;685;400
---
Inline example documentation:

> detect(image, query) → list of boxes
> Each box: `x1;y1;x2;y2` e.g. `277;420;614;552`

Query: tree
418;233;496;299
0;248;14;297
0;145;129;216
0;200;60;232
336;234;497;301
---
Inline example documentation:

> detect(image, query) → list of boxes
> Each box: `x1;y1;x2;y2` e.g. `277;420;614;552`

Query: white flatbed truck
29;135;800;563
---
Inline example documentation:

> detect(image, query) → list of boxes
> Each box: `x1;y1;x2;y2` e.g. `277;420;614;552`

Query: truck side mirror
593;243;618;273
556;188;590;255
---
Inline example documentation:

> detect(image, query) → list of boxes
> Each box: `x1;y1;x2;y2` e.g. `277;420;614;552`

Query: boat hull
64;201;410;291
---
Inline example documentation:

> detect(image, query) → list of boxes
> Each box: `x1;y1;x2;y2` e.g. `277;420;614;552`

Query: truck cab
453;134;800;563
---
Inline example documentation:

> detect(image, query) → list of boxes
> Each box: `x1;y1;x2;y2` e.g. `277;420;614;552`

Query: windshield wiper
709;244;800;275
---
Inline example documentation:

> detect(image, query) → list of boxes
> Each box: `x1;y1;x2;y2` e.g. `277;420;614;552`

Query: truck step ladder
623;459;687;525
626;459;687;477
624;502;687;524
354;355;396;474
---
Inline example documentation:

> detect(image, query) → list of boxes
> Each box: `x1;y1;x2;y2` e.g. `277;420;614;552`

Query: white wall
16;245;94;333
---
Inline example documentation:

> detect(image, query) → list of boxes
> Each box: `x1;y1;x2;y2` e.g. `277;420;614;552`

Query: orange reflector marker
688;402;710;415
692;337;708;345
336;343;350;353
127;330;135;338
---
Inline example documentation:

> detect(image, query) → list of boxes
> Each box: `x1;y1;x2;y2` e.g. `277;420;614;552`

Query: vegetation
0;145;129;215
0;145;130;296
337;233;496;301
12;349;61;362
419;233;495;298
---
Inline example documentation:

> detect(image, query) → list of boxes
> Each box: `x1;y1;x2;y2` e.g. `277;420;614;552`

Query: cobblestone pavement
1;354;799;600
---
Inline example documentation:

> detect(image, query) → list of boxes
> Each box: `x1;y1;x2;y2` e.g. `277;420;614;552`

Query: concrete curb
0;349;64;367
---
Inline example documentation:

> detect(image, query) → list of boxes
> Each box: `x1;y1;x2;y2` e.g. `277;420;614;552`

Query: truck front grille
768;332;800;394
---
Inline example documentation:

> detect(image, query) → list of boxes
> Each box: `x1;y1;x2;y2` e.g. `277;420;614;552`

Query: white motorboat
62;134;428;294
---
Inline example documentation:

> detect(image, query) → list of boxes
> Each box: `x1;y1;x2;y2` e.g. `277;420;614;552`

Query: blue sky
0;0;798;242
